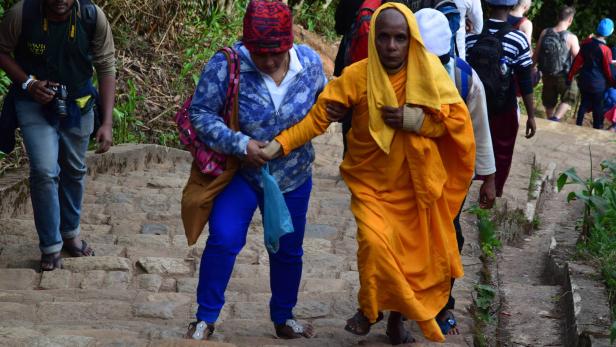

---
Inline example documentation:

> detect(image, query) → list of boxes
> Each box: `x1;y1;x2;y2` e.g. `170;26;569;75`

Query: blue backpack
454;57;473;102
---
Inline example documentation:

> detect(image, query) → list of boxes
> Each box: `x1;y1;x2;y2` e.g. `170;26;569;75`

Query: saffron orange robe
276;59;475;341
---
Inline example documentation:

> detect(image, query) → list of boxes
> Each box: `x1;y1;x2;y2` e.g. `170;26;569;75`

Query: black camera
49;84;68;118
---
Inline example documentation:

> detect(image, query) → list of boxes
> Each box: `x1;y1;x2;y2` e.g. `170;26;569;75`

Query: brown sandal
275;319;316;339
386;312;415;345
40;252;63;272
63;239;95;257
344;310;384;336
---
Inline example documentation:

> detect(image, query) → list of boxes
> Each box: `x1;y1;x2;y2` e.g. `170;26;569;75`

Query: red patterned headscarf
243;0;294;54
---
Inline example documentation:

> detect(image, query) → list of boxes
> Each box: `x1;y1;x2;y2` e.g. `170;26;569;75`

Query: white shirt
241;46;303;111
445;59;496;176
455;0;483;60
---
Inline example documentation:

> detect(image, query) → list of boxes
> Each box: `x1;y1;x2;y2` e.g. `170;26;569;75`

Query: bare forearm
522;93;535;118
0;52;27;85
98;75;115;125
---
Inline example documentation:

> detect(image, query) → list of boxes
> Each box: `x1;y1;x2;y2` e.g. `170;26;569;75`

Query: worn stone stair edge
475;160;557;345
546;203;613;344
0;144;191;219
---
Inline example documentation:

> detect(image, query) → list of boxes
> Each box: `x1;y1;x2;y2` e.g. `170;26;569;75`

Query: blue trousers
196;173;311;324
15;97;93;254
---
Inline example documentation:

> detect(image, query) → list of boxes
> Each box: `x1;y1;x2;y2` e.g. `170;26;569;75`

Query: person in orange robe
262;2;475;343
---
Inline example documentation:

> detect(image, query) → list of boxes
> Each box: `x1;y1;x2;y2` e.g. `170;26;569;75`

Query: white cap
415;8;451;57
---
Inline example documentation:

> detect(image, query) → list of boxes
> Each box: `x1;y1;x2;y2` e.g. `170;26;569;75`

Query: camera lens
53;85;68;118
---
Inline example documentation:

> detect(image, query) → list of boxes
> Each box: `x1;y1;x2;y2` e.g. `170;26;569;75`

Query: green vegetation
0;0;253;174
113;79;144;144
558;157;616;342
467;206;502;258
528;0;616;45
471;281;498;346
528;163;543;200
473;283;497;323
293;0;339;42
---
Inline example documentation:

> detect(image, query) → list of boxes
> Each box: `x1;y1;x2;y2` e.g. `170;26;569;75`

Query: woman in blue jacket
185;0;326;341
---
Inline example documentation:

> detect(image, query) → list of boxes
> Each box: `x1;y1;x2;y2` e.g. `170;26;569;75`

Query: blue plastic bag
605;88;616;110
262;165;294;253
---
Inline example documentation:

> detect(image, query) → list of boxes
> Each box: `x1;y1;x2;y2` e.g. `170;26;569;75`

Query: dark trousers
439;199;466;315
576;91;605;129
490;107;519;197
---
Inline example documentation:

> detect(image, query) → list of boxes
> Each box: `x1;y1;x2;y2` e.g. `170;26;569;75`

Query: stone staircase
486;119;616;346
0;131;475;346
0;119;614;346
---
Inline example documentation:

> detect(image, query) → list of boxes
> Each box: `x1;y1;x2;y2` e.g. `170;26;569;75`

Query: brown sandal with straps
40;252;63;272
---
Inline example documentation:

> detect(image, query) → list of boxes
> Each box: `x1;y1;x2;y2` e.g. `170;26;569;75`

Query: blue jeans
15;97;93;255
196;174;311;325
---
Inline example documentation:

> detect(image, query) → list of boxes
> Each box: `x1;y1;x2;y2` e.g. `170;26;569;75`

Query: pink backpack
175;47;240;176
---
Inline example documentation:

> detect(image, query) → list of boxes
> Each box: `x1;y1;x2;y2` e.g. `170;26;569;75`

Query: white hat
415;8;451;57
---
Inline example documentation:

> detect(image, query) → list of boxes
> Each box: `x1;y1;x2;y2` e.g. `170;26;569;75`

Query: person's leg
489;107;520;197
58;109;94;253
544;106;555;119
436;197;466;335
196;174;258;324
15;98;63;257
591;92;606;129
576;92;591;126
386;311;415;345
542;75;557;119
552;102;572;120
553;77;577;120
265;177;312;325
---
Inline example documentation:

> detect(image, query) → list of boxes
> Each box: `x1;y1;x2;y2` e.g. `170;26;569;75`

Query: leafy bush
293;0;339;42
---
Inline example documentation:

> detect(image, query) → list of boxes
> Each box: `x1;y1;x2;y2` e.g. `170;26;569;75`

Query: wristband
21;75;35;91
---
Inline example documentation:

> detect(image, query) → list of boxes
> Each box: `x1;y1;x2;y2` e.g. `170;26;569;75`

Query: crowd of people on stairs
0;0;614;345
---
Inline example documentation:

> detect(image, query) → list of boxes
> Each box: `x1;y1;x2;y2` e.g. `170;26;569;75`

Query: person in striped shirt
466;0;536;197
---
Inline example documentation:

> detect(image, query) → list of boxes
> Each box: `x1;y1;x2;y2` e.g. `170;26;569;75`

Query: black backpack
467;25;513;114
537;28;569;76
404;0;456;12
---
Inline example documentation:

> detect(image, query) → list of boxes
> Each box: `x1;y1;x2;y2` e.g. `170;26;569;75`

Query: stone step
500;283;563;346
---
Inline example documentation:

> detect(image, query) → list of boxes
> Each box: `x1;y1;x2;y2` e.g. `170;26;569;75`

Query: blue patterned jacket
189;43;327;193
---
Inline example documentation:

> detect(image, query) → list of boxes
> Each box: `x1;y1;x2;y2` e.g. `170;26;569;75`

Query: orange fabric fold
275;8;474;342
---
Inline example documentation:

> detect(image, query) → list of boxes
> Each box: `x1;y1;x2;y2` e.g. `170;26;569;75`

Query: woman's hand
244;139;269;168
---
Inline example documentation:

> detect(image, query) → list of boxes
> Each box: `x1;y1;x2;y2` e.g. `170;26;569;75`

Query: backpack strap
494;23;514;40
454;57;473;102
21;0;97;42
21;0;41;39
79;0;98;42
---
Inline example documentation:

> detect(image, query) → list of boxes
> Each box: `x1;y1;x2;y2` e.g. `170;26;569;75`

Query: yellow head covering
367;2;462;154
